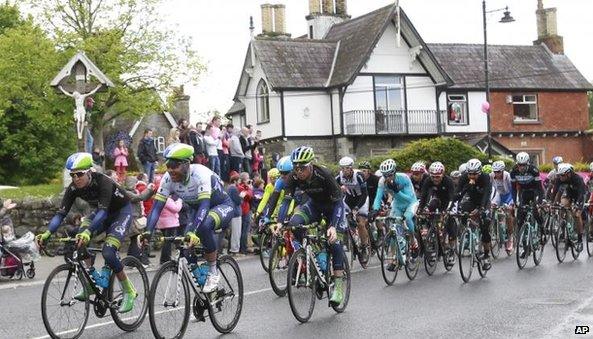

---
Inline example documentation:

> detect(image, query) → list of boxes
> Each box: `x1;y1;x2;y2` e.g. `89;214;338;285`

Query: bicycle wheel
287;248;316;323
587;219;593;258
555;223;568;263
551;215;559;250
259;231;273;273
516;224;529;269
269;240;289;297
208;255;243;333
533;225;545;266
442;242;455;272
458;229;473;283
490;219;500;259
423;227;439;276
342;233;354;269
405;233;421;281
41;264;89;339
148;261;190;339
331;256;351;313
108;256;149;331
380;233;399;286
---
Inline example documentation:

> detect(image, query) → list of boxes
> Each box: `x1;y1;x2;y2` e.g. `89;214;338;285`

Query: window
447;94;468;125
512;94;538;122
155;136;165;154
256;80;270;123
374;75;403;111
309;25;313;39
239;113;246;128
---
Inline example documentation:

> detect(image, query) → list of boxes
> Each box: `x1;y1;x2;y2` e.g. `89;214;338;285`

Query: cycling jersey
454;173;492;210
553;172;586;205
410;173;429;197
373;173;418;231
336;170;368;212
256;182;294;219
277;165;344;227
364;173;380;206
418;175;455;211
490;171;514;206
510;164;544;204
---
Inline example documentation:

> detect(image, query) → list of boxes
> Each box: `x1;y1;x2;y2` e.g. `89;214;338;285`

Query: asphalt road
3;243;593;339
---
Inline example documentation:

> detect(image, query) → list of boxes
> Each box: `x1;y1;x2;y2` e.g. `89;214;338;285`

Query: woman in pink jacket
113;139;129;183
157;195;183;264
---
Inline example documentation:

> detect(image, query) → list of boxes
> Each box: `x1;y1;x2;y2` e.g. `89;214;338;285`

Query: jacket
156;197;182;229
204;135;219;156
113;146;129;167
229;134;244;158
237;183;253;216
137;137;157;163
227;185;243;218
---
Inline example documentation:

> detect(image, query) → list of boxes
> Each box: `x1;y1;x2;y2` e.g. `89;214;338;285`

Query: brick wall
490;91;588;132
496;135;592;163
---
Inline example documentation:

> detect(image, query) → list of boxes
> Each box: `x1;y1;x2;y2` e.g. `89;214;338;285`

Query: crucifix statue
58;84;102;139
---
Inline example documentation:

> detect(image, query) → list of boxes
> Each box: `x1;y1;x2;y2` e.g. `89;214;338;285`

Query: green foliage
0;2;22;34
538;163;553;173
0;12;75;185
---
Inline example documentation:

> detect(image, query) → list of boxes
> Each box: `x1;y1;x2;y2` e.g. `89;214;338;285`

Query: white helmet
589;162;593;172
379;159;397;176
552;156;563;165
450;170;461;178
492;160;505;172
411;161;426;173
459;163;468;174
516;152;530;165
557;163;573;175
428;162;445;175
338;156;354;167
466;159;482;174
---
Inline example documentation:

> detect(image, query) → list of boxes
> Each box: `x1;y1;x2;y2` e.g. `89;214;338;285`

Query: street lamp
483;1;514;159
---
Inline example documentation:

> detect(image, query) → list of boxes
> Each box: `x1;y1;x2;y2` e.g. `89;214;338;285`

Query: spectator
92;147;105;168
177;118;190;143
211;117;226;174
270;152;280;170
204;124;221;175
237;172;253;254
112;139;129;183
252;178;265;211
135;173;154;217
156;195;183;264
227;172;243;256
192;123;208;166
220;122;231;182
137;128;158;183
251;148;264;178
167;127;180;144
240;127;252;176
229;128;244;173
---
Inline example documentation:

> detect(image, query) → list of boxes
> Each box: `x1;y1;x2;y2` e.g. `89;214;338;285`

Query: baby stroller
0;216;39;280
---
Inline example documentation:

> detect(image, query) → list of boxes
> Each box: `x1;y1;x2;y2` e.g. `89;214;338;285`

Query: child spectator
237;172;253;254
156;195;183;264
112;139;129;183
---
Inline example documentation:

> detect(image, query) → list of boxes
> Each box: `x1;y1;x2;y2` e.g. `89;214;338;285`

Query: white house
227;0;590;162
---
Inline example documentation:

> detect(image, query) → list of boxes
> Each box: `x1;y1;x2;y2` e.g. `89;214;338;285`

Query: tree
27;0;205;149
0;5;75;185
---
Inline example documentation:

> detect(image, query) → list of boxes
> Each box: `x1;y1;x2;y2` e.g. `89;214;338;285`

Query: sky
161;0;593;123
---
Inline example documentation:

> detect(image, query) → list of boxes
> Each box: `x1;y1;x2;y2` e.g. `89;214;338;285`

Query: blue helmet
276;156;293;173
552;156;563;165
65;152;93;171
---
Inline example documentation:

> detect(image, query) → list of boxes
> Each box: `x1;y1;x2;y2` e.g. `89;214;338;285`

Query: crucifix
58;84;102;139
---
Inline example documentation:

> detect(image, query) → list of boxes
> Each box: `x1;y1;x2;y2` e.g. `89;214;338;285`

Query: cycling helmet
291;146;315;164
459;163;467;174
557;163;573;175
268;168;280;180
65;152;93;171
339;156;354;167
379;159;397;176
358;161;371;170
411;161;426;173
552;156;563;165
482;164;492;174
428;162;445;175
516;152;530;165
492;160;505;172
450;170;461;178
163;143;194;162
276;156;293;172
466;159;482;174
589;162;593;172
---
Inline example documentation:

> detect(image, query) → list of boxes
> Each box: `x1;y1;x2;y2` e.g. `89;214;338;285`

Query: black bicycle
41;238;149;339
148;236;243;338
515;204;545;269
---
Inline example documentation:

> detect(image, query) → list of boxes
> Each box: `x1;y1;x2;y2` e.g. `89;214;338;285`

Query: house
227;0;592;165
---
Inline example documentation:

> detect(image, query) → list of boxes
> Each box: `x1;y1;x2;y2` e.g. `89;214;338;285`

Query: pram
0;225;39;280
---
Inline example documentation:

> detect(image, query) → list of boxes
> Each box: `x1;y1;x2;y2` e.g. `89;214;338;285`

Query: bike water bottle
316;251;328;272
192;263;209;286
89;267;102;286
97;266;111;289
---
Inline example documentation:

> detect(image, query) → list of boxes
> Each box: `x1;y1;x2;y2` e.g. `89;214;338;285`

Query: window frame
373;75;404;112
512;93;539;123
446;92;469;126
256;79;270;124
155;136;166;154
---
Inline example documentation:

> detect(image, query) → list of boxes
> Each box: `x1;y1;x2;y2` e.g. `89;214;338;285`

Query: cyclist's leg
288;201;318;244
404;201;419;233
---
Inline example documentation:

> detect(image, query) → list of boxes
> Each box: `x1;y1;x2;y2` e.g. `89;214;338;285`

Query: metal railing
343;110;446;135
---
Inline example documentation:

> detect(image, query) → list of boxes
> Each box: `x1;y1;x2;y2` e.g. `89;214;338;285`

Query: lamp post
483;0;514;159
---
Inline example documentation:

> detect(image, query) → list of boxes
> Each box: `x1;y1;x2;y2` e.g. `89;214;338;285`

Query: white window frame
512;94;539;122
155;136;166;154
256;79;270;124
374;75;404;112
447;94;469;126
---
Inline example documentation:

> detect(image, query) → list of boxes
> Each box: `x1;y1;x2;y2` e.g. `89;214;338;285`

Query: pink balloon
481;101;490;114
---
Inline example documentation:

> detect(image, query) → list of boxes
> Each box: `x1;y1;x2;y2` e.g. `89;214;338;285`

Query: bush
538;163;553;173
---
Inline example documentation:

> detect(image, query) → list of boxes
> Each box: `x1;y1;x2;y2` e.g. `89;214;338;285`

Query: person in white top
204;124;221;175
490;160;515;253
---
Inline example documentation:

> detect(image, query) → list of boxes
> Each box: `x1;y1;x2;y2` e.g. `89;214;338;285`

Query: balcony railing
343;110;447;135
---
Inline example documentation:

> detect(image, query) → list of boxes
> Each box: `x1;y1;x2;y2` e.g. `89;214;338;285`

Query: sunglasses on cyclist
294;164;310;173
165;159;188;170
69;171;88;178
280;171;291;175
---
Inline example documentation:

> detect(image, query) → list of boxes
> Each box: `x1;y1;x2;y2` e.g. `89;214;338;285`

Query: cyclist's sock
120;278;136;294
208;262;218;275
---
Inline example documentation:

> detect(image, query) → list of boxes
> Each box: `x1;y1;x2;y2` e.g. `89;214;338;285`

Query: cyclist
490;160;515;252
143;143;236;293
450;170;462;190
552;163;586;252
417;162;456;263
358;161;380;206
410;161;428;198
510;152;544;250
275;146;347;305
372;159;419;271
545;156;564;199
35;152;138;313
452;159;493;269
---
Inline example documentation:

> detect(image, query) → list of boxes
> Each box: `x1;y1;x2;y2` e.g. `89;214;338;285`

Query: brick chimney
260;3;289;37
534;0;564;54
322;0;334;15
306;0;350;39
335;0;347;16
309;0;320;15
261;4;273;34
273;4;286;35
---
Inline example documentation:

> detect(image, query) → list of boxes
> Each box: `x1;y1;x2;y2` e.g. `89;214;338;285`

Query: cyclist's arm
418;179;430;210
256;183;274;216
47;187;76;233
576;176;586;206
393;177;416;204
373;178;385;211
533;170;545;203
276;176;296;222
354;172;368;210
480;175;492;209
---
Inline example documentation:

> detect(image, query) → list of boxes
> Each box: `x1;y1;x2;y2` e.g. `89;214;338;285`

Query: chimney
534;0;564;54
322;0;334;15
273;4;286;35
335;0;347;16
261;4;273;34
309;0;321;15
